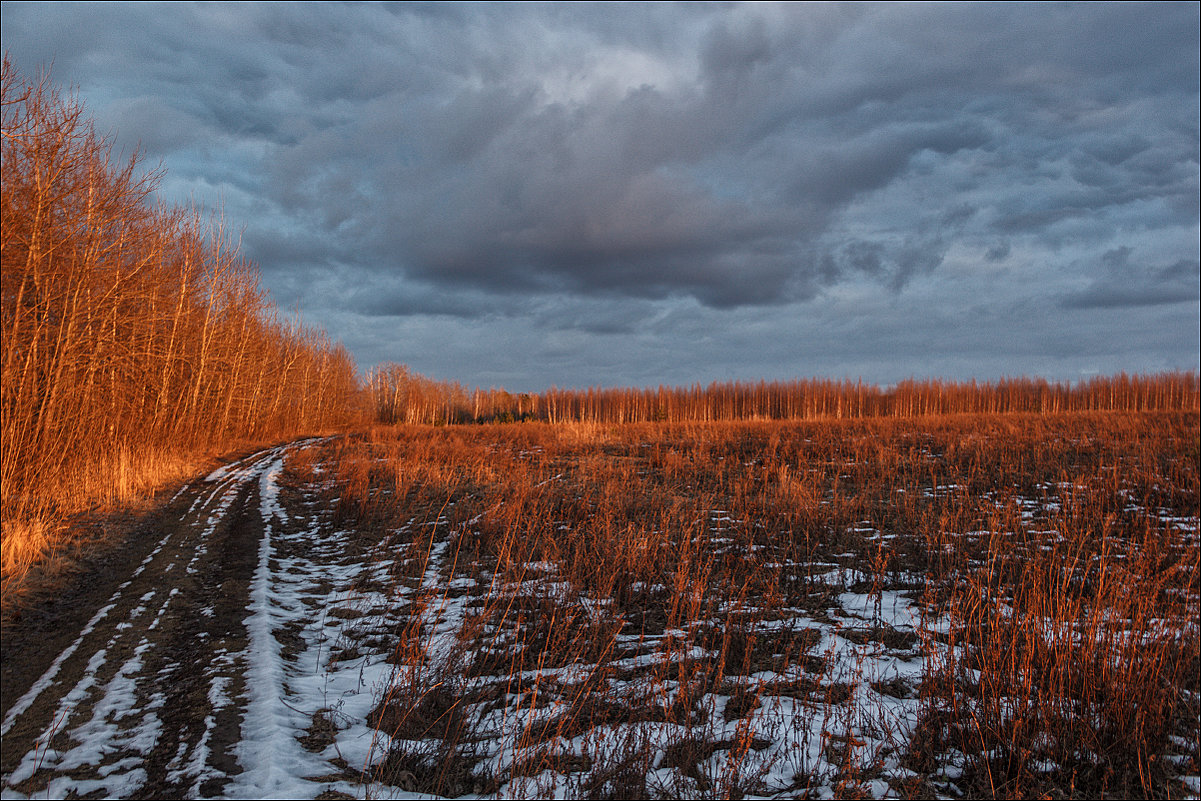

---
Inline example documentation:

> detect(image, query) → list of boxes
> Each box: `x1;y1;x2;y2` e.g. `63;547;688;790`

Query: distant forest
368;364;1199;426
3;60;1197;576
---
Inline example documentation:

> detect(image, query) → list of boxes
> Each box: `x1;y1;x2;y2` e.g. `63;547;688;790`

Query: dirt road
0;440;379;799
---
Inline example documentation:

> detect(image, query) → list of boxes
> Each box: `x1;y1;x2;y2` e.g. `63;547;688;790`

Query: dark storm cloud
10;2;1194;304
2;2;1197;384
1061;248;1201;310
354;284;495;320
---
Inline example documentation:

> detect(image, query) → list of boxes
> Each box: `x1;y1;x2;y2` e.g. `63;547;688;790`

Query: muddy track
0;445;299;798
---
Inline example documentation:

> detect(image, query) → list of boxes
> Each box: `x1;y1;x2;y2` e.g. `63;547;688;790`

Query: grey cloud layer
2;2;1197;383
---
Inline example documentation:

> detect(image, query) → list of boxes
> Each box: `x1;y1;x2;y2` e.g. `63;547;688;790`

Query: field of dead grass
296;411;1198;799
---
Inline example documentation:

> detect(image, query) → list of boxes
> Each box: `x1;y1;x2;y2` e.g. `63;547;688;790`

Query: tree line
368;367;1199;426
1;60;360;542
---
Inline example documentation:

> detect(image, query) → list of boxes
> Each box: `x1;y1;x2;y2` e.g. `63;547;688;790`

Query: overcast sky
3;2;1198;391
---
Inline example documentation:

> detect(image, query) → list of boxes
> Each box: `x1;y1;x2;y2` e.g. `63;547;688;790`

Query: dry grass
0;445;234;616
310;411;1198;799
1;447;202;587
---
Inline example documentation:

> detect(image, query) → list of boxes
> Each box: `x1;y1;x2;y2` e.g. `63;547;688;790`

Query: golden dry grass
314;411;1197;798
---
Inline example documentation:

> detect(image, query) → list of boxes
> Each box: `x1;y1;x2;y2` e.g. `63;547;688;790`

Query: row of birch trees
1;60;360;530
369;369;1199;426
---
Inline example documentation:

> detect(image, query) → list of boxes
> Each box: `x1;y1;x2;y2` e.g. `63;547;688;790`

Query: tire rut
0;447;286;799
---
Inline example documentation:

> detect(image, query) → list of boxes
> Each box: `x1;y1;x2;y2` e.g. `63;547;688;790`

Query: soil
0;446;284;798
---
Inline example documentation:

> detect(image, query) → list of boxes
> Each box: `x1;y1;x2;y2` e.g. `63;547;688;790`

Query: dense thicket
370;366;1199;426
1;61;359;575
